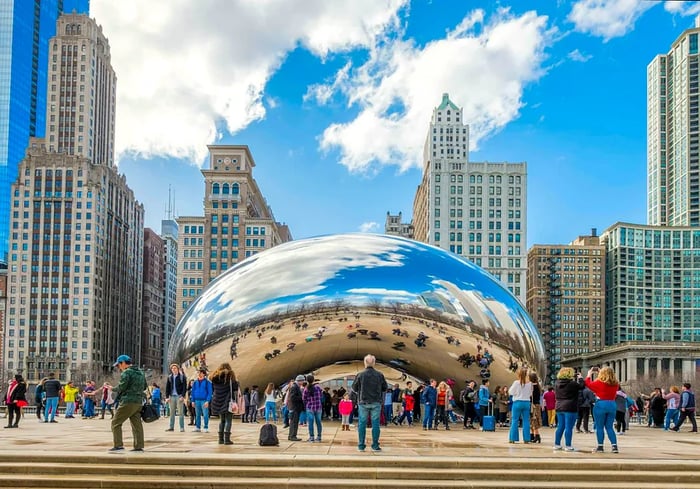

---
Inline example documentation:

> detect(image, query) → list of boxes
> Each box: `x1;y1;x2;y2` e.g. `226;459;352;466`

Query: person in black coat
4;374;27;428
553;367;584;451
209;363;238;445
287;375;305;441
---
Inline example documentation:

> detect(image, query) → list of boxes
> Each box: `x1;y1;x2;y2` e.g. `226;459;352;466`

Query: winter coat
113;366;147;404
210;371;238;416
554;378;584;412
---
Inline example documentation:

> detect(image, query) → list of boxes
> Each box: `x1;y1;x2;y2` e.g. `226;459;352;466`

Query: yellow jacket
63;385;80;403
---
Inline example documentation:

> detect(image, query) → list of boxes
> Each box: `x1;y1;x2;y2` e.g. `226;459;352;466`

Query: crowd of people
2;356;698;454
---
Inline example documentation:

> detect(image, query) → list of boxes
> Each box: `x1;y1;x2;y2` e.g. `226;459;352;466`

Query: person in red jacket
585;366;620;453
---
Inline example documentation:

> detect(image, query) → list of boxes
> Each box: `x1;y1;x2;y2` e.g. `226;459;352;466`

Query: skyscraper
526;230;605;384
412;94;527;303
175;145;292;322
0;0;89;263
648;17;700;227
160;217;178;374
3;14;143;382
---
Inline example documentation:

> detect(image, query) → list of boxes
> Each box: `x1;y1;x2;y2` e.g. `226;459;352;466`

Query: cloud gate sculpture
169;234;545;388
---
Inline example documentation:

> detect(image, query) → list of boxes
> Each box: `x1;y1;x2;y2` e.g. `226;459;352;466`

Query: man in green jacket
109;355;147;452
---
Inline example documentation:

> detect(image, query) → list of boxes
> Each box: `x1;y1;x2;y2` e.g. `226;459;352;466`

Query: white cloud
568;0;660;41
359;222;380;233
91;0;407;164
568;48;593;62
665;1;700;16
316;9;552;173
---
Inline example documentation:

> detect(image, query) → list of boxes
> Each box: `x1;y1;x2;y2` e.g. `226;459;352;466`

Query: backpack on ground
259;422;279;446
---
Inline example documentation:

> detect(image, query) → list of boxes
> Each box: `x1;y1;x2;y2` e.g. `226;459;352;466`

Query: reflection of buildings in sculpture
418;291;459;316
175;145;292;323
483;299;527;353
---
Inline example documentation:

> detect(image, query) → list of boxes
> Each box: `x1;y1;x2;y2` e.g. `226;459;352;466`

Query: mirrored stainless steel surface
169;234;545;387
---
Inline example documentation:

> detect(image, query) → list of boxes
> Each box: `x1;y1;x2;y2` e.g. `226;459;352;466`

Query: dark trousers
675;409;698;432
576;407;591;432
288;409;301;439
434;405;448;428
615;411;627;432
7;404;21;427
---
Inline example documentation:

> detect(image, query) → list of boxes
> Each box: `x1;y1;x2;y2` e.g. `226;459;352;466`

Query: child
339;393;353;431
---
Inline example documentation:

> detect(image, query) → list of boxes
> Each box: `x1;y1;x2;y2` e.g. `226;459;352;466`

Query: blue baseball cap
113;354;132;367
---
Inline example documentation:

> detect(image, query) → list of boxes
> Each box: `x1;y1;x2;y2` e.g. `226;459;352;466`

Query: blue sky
90;0;700;246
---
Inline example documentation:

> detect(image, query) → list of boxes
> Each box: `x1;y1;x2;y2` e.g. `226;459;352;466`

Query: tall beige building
2;15;144;383
412;94;527;303
176;145;292;321
526;230;605;383
45;14;116;166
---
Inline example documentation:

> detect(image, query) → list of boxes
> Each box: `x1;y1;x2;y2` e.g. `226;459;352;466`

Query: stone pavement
1;413;698;459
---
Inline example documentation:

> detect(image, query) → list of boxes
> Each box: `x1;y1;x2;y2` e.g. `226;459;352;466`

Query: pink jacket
339;399;353;416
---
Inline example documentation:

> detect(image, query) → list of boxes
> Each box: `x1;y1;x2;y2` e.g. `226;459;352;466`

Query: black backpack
259;423;279;446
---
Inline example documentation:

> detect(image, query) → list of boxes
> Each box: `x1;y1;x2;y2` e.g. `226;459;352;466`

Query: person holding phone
585;366;619;453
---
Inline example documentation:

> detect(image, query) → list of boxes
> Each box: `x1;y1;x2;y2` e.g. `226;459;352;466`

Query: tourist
412;384;423;423
209;362;238;445
508;367;532;444
43;372;62;423
461;380;477;429
435;381;450;430
164;363;187;432
82;381;97;419
281;380;293;428
553;367;583;451
615;388;633;435
672;383;697;432
4;374;27;428
62;381;79;419
649;387;666;428
477;379;491;430
398;383;415;426
264;383;278;423
190;368;212;433
100;382;115;419
287;375;305;441
34;378;46;421
391;383;402;422
529;372;542;443
352;354;388;452
303;374;323;442
585;366;619;453
662;386;681;431
150;383;161;416
576;385;595;434
497;385;510;427
186;379;195;426
248;385;260;423
422;379;437;431
339;393;353;431
109;354;147;452
382;388;393;426
543;386;556;428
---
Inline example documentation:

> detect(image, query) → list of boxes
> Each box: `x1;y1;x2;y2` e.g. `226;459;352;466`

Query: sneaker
50;420;58;423
288;437;302;441
315;437;322;442
165;428;174;432
592;446;604;453
371;446;381;451
108;446;124;452
553;445;562;451
192;428;201;432
307;438;315;442
129;448;144;452
203;428;209;433
357;446;366;452
180;428;185;432
564;446;576;452
575;429;582;433
611;445;619;454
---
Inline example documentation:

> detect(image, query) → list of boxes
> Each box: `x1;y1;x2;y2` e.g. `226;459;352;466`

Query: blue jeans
593;400;617;446
509;400;531;442
84;398;95;418
65;401;75;417
45;397;59;421
282;405;289;425
664;408;679;430
265;401;278;422
306;409;322;439
422;404;435;429
357;402;381;450
383;404;393;424
194;400;209;429
554;411;577;447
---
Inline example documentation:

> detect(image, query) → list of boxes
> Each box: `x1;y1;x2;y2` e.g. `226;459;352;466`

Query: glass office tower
0;0;89;263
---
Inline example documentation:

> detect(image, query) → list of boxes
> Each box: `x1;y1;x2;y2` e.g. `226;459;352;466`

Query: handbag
141;402;159;423
228;380;241;415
